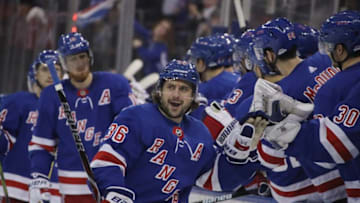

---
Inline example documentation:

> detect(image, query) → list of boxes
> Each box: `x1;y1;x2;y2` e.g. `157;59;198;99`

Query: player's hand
132;39;143;48
244;115;269;150
29;174;50;203
250;79;314;123
105;191;134;203
223;121;258;162
250;78;283;113
129;80;149;104
263;114;302;149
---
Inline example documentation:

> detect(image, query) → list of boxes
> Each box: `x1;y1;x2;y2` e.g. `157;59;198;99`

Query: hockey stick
123;59;143;81
46;60;101;203
0;162;10;203
138;73;159;90
234;0;246;29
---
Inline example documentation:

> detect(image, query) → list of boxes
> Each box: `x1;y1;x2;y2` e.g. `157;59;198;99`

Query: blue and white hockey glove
104;187;135;203
263;114;302;149
251;79;314;122
224;116;268;163
29;173;50;203
203;101;236;146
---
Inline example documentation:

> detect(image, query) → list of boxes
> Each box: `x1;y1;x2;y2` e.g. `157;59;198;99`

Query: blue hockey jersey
258;53;347;202
0;92;60;201
235;96;323;202
238;53;346;202
91;103;258;203
191;71;240;119
286;62;360;201
224;71;257;117
29;72;135;195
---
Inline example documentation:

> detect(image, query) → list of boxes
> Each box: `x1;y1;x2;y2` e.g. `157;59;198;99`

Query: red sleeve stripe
5;179;28;191
29;141;55;153
257;142;285;165
202;115;224;140
58;176;88;184
326;127;352;162
270;182;317;197
319;117;359;163
47;188;61;196
347;188;360;197
203;169;214;190
314;177;344;193
93;151;126;167
92;151;127;175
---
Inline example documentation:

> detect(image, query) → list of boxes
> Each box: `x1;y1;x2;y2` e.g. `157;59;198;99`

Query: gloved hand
29;173;50;203
249;78;283;113
224;115;268;162
263;114;302;149
129;80;149;104
103;189;135;203
250;79;314;122
203;101;237;145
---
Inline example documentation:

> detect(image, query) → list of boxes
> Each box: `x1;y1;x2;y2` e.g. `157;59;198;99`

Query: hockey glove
29;173;50;203
263;114;302;149
129;80;149;104
103;188;135;203
224;115;268;162
203;101;237;145
251;79;314;122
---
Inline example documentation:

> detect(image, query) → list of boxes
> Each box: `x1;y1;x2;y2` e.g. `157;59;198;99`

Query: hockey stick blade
192;187;249;203
124;59;143;81
138;73;159;89
46;59;101;203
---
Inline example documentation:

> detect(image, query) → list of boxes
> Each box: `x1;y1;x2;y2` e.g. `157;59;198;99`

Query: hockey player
204;17;346;202
28;32;136;203
262;10;360;202
222;29;258;116
252;17;347;202
90;59;267;203
188;33;241;119
293;22;319;59
0;50;63;202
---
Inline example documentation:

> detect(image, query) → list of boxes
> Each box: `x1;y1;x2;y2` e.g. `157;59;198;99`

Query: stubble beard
160;99;190;120
69;69;90;83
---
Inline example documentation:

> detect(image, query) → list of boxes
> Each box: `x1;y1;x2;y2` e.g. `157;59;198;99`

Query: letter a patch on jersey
98;89;111;106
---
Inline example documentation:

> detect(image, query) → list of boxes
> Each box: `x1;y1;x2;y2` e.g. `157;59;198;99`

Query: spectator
133;19;174;76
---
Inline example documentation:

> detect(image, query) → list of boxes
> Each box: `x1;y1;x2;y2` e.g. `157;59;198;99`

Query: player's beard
159;98;192;120
69;69;90;83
